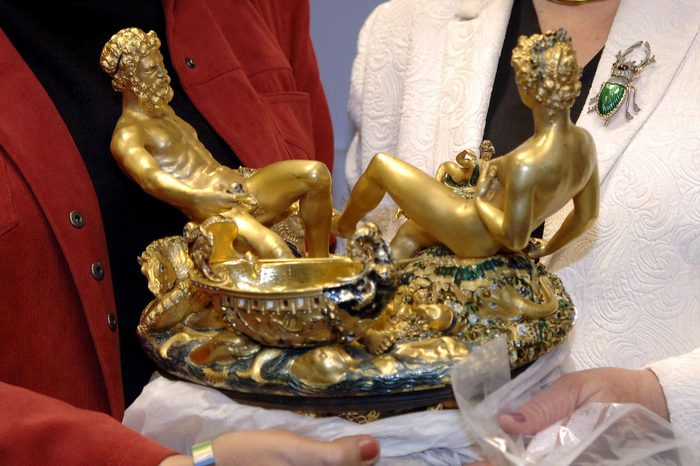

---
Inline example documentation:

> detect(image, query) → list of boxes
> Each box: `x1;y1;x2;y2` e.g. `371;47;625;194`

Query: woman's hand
465;367;669;465
159;429;380;466
499;367;668;435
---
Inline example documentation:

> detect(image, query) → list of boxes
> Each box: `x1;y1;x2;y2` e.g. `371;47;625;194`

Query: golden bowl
192;256;393;347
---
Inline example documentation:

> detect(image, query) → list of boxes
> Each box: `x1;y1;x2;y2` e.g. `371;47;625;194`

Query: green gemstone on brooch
597;82;626;117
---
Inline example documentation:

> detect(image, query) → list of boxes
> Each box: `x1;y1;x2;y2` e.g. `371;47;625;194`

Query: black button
69;211;85;228
107;313;118;331
185;57;196;69
91;262;105;281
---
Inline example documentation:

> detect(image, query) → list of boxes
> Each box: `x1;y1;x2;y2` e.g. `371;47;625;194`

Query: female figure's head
511;29;582;113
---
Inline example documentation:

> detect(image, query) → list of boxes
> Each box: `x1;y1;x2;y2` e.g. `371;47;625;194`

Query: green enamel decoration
597;82;626;117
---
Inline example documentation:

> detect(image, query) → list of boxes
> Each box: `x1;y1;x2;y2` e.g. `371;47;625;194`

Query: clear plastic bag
451;337;700;465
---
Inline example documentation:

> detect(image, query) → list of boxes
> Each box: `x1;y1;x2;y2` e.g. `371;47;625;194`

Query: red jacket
0;1;332;464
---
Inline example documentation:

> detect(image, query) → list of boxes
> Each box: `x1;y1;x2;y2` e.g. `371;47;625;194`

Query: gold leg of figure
390;220;439;260
224;209;294;259
337;153;499;258
246;161;332;257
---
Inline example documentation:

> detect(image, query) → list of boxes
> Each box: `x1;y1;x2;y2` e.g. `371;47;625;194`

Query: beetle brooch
588;41;655;126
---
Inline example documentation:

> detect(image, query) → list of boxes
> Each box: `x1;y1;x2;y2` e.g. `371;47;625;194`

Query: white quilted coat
344;0;700;440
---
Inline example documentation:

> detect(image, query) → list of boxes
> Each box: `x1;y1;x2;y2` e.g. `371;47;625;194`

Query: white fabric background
124;375;480;465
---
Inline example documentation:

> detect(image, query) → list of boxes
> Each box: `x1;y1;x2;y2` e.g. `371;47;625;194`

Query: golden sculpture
100;28;332;259
336;30;599;261
104;29;592;417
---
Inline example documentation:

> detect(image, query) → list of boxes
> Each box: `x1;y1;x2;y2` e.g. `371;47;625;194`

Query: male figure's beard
134;79;174;113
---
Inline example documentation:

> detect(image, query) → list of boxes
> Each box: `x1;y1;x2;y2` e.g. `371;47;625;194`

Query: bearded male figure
100;28;333;259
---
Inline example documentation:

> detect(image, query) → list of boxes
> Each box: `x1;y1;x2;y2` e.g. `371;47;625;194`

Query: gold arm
110;125;240;219
531;166;600;259
475;164;535;251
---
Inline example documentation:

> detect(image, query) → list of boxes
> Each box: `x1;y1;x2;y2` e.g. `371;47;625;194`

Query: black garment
0;0;241;404
483;0;603;238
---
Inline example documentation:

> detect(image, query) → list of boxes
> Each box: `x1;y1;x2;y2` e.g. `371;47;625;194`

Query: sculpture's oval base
139;243;574;421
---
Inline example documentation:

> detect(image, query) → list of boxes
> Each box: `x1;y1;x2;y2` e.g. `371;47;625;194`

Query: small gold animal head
138;236;193;296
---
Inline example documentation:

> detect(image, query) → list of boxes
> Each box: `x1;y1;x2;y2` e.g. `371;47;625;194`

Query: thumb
212;430;380;466
498;377;580;435
318;435;381;466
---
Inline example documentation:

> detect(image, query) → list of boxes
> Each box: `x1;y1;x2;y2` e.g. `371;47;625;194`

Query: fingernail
504;412;526;422
359;438;379;462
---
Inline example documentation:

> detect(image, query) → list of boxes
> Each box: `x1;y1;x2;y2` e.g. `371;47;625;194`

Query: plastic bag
451;336;700;465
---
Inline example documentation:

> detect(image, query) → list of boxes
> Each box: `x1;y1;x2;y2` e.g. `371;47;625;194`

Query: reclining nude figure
336;30;599;260
100;28;332;259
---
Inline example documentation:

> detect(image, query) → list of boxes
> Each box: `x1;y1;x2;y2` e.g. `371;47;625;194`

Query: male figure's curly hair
100;27;161;92
511;29;582;112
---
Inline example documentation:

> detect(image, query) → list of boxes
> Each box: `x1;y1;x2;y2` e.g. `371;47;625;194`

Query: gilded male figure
101;28;333;259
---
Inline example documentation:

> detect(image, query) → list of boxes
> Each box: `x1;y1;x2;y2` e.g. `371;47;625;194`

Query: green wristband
192;440;216;466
